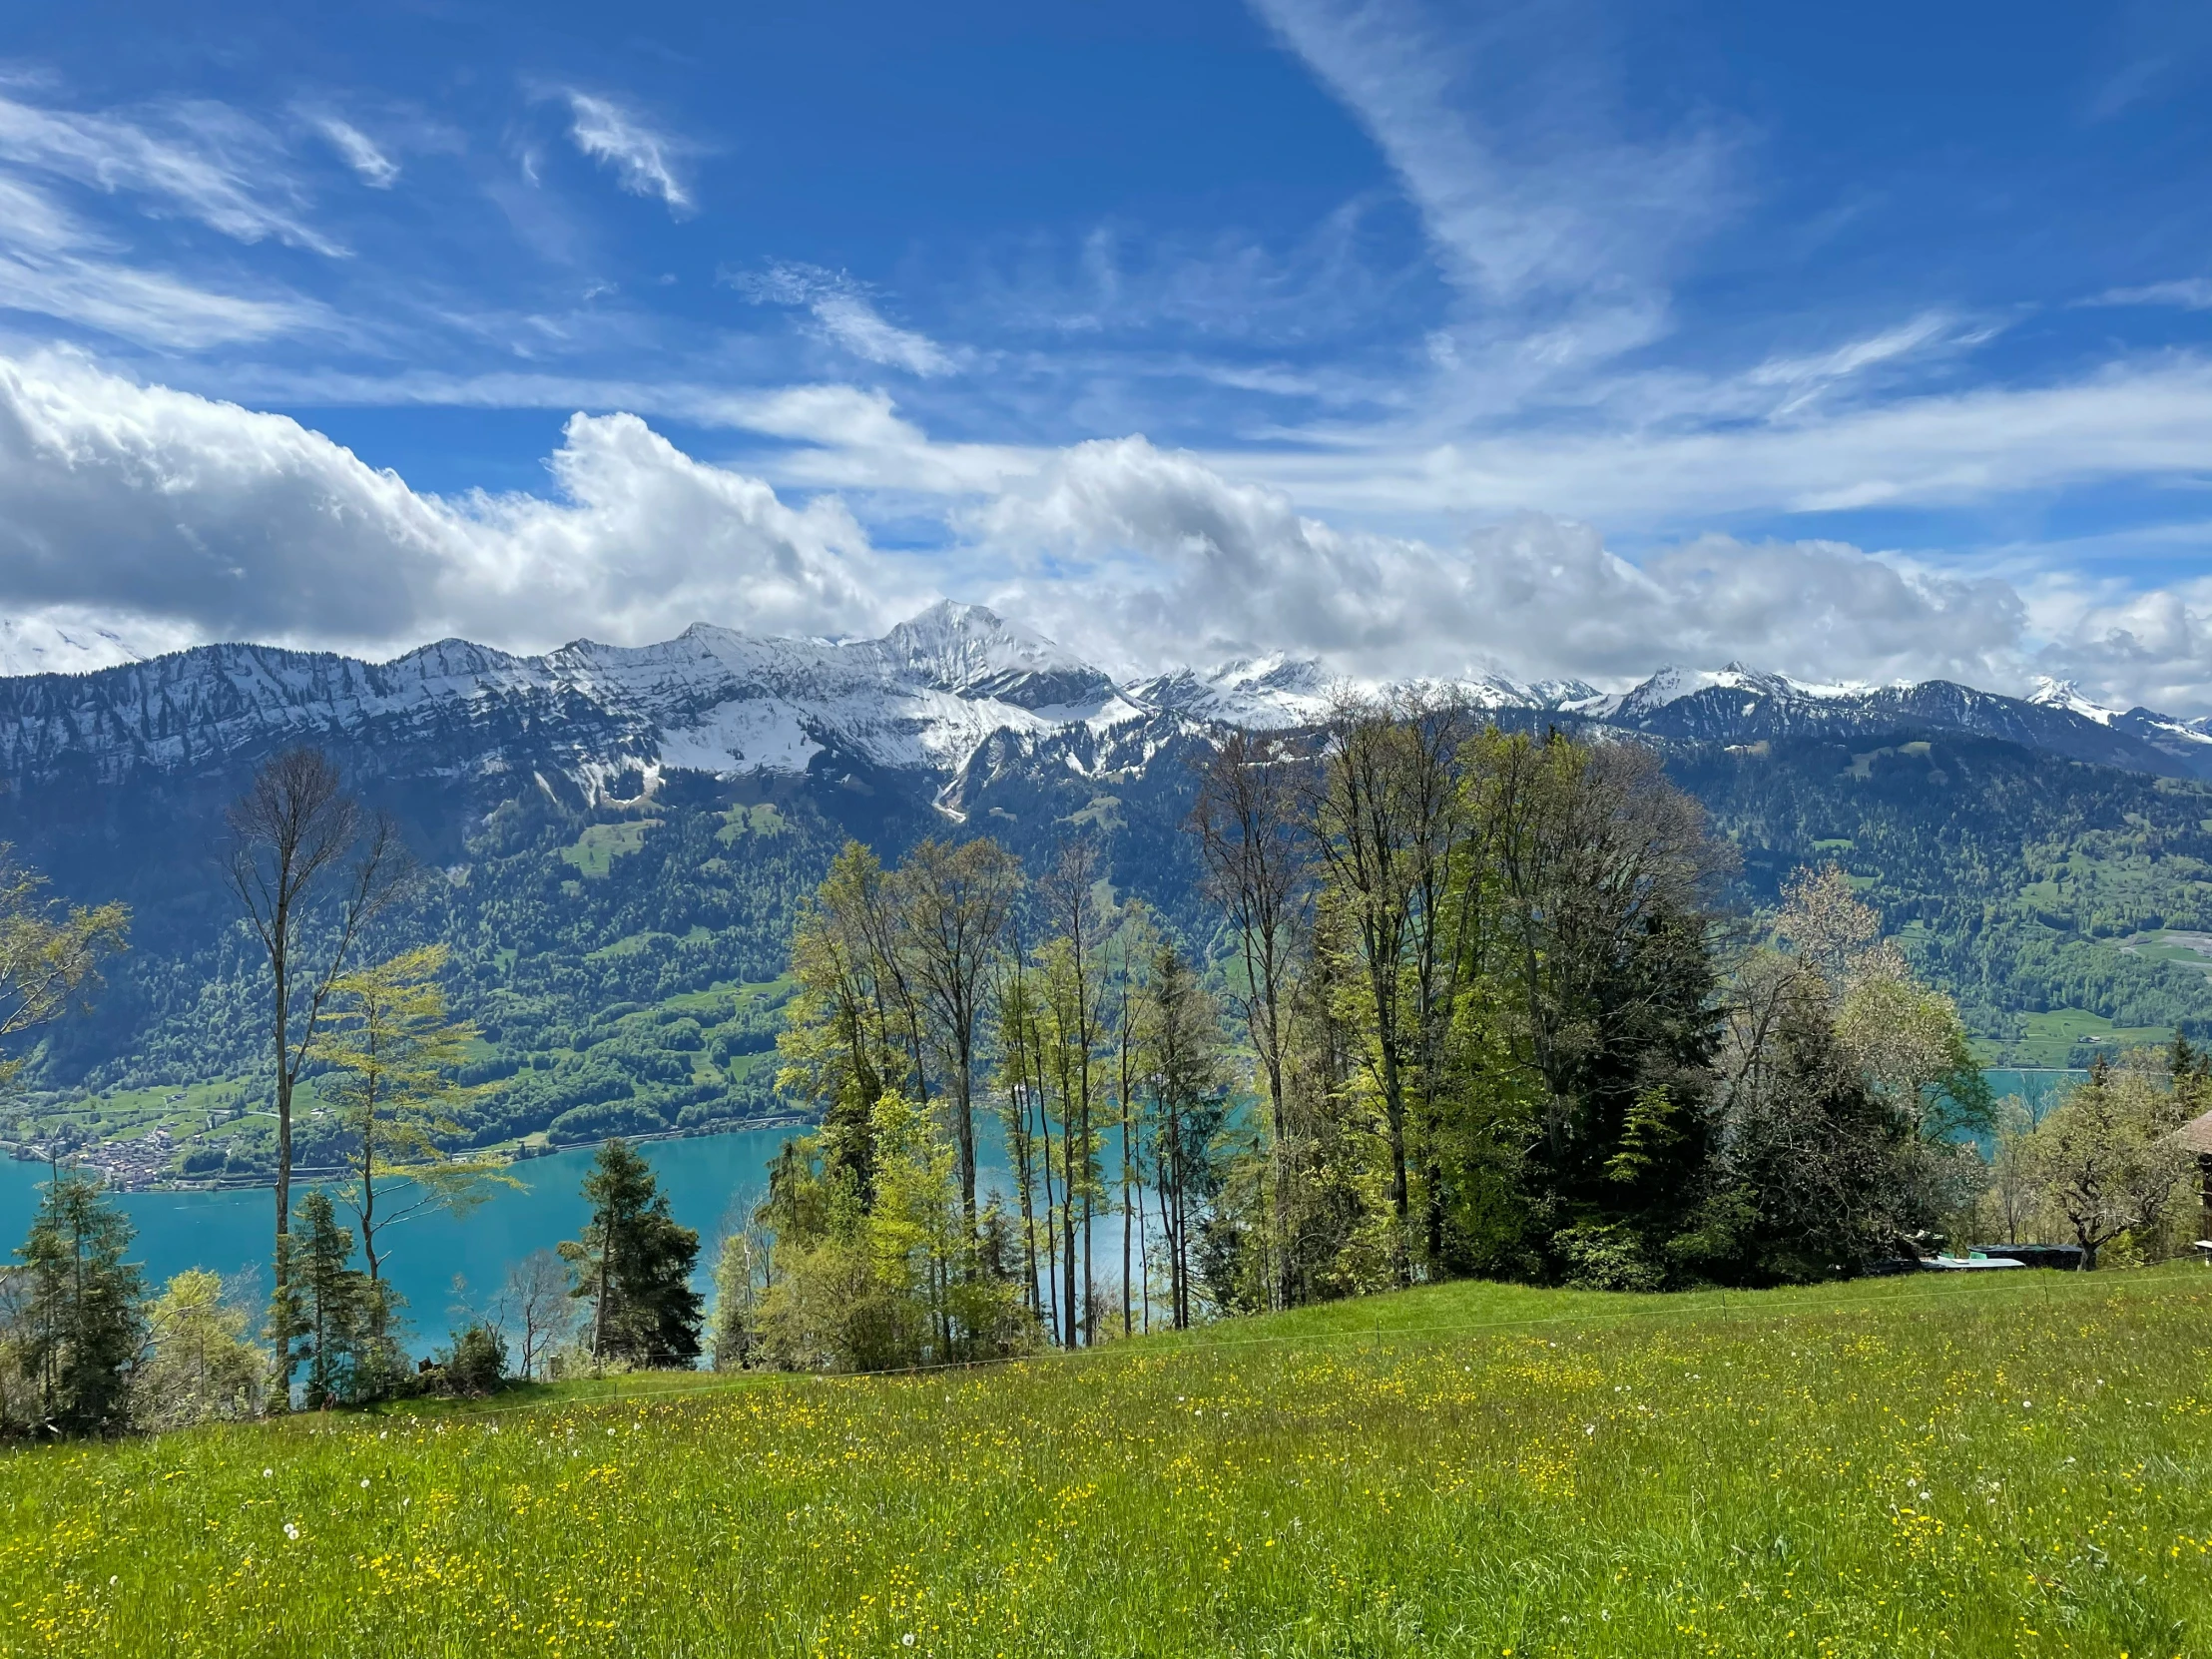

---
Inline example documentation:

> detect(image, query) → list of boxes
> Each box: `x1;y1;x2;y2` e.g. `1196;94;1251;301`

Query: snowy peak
0;617;149;678
1128;654;1336;729
10;600;2212;807
2027;677;2121;726
1612;662;1872;721
1126;657;1606;729
872;600;1116;711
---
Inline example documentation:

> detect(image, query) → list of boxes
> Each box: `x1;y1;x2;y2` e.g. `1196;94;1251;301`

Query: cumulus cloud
972;435;2025;690
2019;574;2212;714
0;350;914;653
10;354;2212;714
564;94;693;215
730;263;959;375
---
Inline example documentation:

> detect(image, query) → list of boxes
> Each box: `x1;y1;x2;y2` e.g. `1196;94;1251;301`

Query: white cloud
1226;353;2212;524
1252;0;1730;305
1742;312;1971;406
2019;573;2212;715
0;92;338;254
971;435;2024;690
192;366;1031;493
309;116;398;189
564;93;692;215
809;292;957;376
0;174;318;347
0;350;913;652
0;251;315;348
730;263;958;375
1247;0;1733;395
15;353;2212;713
2088;277;2212;310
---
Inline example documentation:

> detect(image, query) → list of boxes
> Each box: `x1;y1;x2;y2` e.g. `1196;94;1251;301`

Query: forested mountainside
7;603;2212;1180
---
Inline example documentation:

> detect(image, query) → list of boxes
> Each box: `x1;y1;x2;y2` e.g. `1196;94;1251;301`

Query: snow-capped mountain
2027;676;2212;772
0;602;2209;815
0;601;1160;801
0;616;148;678
1596;663;1877;723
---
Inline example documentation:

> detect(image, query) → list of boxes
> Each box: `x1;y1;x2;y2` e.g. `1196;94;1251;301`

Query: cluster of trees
0;1164;277;1436
707;832;1241;1372
1195;707;1999;1299
1976;1040;2210;1270
720;706;2037;1371
0;1134;703;1436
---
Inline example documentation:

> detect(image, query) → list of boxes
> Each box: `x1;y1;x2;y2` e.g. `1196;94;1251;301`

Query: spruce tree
280;1191;368;1408
561;1140;704;1367
15;1167;144;1436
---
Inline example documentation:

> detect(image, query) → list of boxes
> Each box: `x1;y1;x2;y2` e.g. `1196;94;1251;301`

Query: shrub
133;1270;266;1430
435;1324;508;1394
1553;1222;1666;1293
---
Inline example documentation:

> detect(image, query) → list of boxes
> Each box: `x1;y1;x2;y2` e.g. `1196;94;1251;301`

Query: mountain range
4;599;2209;807
13;599;2212;1181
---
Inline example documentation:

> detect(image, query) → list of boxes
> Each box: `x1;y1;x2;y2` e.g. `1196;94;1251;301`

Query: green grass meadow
8;1266;2212;1657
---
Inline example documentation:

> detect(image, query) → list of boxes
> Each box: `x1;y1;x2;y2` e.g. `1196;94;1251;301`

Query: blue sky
3;0;2212;705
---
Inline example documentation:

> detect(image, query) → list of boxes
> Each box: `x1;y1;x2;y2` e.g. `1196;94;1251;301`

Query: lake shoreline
1;1112;820;1195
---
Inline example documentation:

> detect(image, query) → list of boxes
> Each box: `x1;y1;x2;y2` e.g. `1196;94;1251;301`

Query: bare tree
225;749;407;1267
1194;730;1309;1308
502;1249;576;1381
896;837;1022;1232
1110;903;1162;1336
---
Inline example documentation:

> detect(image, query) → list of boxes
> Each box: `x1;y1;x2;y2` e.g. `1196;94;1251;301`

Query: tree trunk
954;1041;976;1234
273;966;292;1247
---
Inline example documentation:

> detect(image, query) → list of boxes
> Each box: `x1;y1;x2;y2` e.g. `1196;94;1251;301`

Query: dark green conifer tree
276;1191;369;1409
15;1167;144;1436
561;1139;704;1367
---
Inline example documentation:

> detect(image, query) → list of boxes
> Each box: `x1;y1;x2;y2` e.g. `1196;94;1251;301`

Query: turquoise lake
1982;1068;2089;1117
0;1124;815;1353
0;1120;1053;1355
0;1070;2085;1353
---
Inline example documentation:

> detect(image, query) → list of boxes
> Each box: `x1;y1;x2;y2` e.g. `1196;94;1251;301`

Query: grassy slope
8;1267;2212;1657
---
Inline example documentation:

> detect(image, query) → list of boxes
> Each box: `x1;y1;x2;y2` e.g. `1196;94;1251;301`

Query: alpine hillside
12;599;2212;1184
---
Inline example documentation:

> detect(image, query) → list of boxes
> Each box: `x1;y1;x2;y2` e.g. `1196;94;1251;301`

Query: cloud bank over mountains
4;5;2212;711
4;348;2209;713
